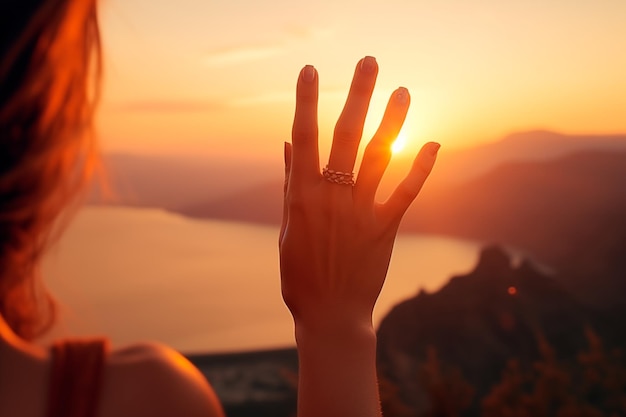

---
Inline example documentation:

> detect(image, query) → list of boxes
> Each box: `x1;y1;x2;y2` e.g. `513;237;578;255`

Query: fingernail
396;87;409;104
430;142;441;156
302;65;316;82
360;56;377;74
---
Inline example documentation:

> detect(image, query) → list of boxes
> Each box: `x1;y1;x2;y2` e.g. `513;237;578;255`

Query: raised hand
280;56;439;330
279;57;439;417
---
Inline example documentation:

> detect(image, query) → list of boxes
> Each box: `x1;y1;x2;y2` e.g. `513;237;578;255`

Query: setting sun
391;131;408;155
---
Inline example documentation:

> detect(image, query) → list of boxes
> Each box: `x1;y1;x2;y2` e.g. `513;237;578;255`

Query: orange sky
97;0;626;160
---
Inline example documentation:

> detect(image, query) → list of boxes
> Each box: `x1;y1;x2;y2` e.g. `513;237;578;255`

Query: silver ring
322;165;355;186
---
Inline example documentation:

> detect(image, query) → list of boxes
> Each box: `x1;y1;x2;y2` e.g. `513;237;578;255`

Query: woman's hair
0;0;101;340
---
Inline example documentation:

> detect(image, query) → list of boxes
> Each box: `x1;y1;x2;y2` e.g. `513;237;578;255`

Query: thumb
280;141;292;244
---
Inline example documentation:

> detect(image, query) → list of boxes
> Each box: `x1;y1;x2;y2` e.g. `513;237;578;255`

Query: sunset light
97;0;626;157
15;1;625;415
391;131;408;155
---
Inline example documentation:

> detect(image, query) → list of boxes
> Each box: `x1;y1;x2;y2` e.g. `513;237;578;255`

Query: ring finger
355;87;410;204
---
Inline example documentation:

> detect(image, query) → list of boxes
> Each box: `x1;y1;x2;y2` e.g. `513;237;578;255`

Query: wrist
294;314;377;350
294;313;381;417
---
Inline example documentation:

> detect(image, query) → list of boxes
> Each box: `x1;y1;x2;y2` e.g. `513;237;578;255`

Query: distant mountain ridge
434;130;626;183
89;153;278;211
172;131;626;226
94;130;626;220
404;150;626;304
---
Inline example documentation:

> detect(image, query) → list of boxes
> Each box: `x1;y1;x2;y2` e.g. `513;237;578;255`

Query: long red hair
0;0;101;340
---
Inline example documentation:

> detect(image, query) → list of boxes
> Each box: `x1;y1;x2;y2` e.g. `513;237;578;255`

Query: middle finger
327;56;378;174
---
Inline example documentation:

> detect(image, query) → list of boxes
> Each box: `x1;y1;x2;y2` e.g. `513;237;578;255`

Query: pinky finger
384;142;440;221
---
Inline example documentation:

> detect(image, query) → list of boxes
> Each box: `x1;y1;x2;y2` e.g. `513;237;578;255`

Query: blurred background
41;1;626;415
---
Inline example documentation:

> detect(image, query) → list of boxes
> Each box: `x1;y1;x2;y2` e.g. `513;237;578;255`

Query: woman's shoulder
100;341;224;417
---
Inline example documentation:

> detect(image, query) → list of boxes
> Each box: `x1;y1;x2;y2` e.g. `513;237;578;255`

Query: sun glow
391;131;408;155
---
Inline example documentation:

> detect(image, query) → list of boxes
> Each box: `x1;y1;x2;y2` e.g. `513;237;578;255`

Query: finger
280;141;292;244
291;65;320;183
355;87;410;205
283;141;292;195
383;142;440;221
327;56;378;173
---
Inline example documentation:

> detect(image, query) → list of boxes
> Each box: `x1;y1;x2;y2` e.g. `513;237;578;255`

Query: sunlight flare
391;131;408;155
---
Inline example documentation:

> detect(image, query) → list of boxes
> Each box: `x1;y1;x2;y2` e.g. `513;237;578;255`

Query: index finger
291;65;320;183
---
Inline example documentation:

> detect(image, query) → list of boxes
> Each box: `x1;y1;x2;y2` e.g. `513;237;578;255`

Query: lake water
41;206;482;354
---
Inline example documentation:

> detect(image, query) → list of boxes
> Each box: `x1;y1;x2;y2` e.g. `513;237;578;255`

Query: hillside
183;181;283;224
89;153;277;210
376;245;624;416
403;150;626;304
433;130;626;183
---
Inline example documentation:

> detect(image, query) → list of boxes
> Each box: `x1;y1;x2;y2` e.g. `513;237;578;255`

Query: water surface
42;206;481;353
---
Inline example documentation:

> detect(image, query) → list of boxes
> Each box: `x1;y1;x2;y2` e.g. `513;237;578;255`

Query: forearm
295;319;382;417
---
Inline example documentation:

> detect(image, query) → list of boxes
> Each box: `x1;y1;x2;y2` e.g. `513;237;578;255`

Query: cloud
204;44;286;67
204;25;333;68
282;25;334;41
231;91;294;107
108;100;226;114
231;89;347;107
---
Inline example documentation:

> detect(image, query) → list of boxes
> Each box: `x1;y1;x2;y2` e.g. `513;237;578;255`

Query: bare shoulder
99;341;224;417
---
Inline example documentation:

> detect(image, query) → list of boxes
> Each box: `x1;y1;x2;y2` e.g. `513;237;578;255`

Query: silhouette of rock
183;181;283;225
376;245;595;415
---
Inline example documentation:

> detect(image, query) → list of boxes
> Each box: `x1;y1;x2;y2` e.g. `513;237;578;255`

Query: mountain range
94;130;626;218
404;150;626;302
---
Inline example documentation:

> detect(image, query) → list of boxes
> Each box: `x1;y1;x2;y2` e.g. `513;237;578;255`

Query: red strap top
47;339;109;417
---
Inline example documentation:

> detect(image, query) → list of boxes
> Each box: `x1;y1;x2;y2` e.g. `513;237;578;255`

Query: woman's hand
280;57;439;417
279;56;439;417
279;56;439;333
